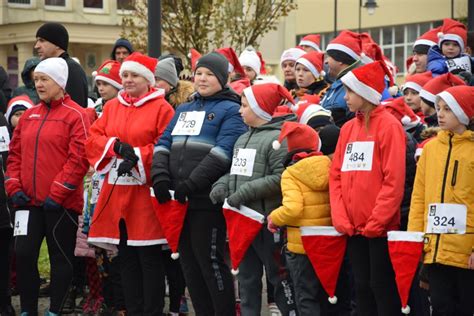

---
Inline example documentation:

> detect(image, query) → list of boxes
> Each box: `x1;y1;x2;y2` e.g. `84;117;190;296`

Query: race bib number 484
171;111;206;136
426;203;467;234
341;141;374;172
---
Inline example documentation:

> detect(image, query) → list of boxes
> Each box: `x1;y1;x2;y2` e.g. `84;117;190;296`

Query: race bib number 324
426;203;467;234
341;141;374;172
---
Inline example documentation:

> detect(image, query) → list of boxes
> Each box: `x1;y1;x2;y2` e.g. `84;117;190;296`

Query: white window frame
117;0;135;15
83;0;108;14
44;0;71;11
7;0;36;9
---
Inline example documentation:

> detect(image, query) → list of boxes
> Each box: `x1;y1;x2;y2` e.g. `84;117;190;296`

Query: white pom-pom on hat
171;252;180;260
388;85;399;96
401;115;411;125
328;296;338;304
360;52;366;58
321;70;326;77
231;268;239;275
92;71;98;77
401;305;411;314
437;31;444;39
272;140;281;150
291;104;299;112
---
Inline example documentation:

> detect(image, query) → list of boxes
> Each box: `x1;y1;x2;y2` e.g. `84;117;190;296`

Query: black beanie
326;49;356;66
195;52;229;88
36;22;69;51
319;124;341;155
413;44;430;55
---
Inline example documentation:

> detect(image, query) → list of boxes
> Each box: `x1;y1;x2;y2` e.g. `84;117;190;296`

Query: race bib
446;55;471;74
108;149;146;186
0;126;10;152
13;210;29;236
90;175;104;204
341;141;374;171
426;203;467;234
171;111;206;136
230;148;257;177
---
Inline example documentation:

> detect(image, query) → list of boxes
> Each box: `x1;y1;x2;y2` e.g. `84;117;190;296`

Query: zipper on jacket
33;107;51;204
433;133;453;263
451;160;458;187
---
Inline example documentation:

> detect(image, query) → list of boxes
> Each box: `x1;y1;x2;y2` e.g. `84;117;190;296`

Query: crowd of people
0;17;473;316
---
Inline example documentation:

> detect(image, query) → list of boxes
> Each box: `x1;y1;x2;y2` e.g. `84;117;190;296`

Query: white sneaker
268;303;282;316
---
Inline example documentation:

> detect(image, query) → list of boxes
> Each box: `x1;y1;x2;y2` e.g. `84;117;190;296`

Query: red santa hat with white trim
414;137;436;161
436;85;474;126
120;52;157;86
340;61;393;105
413;26;441;54
150;190;188;260
326;30;362;61
402;71;433;93
5;95;34;126
296;51;326;79
280;47;306;65
360;42;383;64
216;47;246;77
299;34;322;52
420;73;466;105
243;83;294;121
94;59;123;90
292;95;332;126
300;226;347;304
222;200;265;275
387;231;425;314
273;121;321;152
384;97;421;130
437;18;467;51
359;32;376;45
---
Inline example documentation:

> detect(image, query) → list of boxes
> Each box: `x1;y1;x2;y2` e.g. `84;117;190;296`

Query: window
8;0;30;4
45;0;65;5
117;0;134;10
84;0;103;8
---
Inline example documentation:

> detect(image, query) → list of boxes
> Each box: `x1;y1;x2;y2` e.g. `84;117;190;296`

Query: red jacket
6;95;90;213
329;106;406;237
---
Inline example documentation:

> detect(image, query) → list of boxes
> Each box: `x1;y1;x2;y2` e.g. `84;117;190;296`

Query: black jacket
12;57;41;104
60;52;88;108
0;66;11;113
400;131;417;230
0;115;11;229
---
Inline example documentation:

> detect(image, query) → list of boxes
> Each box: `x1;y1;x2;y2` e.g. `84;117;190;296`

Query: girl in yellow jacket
408;85;474;315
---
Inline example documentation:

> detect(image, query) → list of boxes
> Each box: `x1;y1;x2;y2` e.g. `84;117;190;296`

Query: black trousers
427;263;474;316
101;251;126;311
118;220;165;316
163;249;186;313
0;227;12;309
14;206;77;314
347;236;401;316
178;210;235;316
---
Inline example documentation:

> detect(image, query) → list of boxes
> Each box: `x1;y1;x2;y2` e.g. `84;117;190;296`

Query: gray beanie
154;58;179;88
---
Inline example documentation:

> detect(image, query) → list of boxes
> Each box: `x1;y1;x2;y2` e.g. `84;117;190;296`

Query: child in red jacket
329;61;406;315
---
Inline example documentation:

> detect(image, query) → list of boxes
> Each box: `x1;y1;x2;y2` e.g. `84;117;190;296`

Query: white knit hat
239;49;261;75
34;57;68;89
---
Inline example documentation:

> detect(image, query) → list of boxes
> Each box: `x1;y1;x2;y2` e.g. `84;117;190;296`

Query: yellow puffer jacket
408;130;474;269
269;155;332;254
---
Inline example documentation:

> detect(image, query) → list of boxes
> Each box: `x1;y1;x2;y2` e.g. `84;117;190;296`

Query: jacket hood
21;57;41;88
167;80;195;107
286;155;331;191
437;129;474;145
196;86;241;104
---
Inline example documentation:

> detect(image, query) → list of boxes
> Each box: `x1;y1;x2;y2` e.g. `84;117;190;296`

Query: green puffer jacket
214;114;296;216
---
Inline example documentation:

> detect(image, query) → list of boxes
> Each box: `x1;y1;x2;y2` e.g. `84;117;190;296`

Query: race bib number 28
341;141;374;171
426;203;467;234
171;111;206;136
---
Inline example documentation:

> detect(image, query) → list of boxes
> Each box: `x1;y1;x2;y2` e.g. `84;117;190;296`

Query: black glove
174;182;191;204
43;196;62;211
117;159;137;177
11;191;30;207
209;184;228;205
153;181;171;204
227;192;242;208
114;140;139;163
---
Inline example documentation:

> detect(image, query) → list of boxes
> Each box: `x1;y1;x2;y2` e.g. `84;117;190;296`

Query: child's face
420;99;436;116
295;63;316;89
96;80;119;101
11;110;25;128
403;88;421;112
436;98;465;133
155;78;172;93
243;66;257;81
239;96;266;127
344;86;370;112
281;60;296;82
441;40;461;58
194;67;222;97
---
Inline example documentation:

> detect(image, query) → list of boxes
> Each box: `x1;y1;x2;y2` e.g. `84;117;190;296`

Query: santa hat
359;32;376;45
387;231;425;314
436;85;474;125
326;30;362;61
299;34;321;52
243;83;294;121
239;48;262;75
150;189;188;260
292;95;332;126
300;226;347;304
296;51;326;79
273;121;321;152
414;137;435;161
341;61;394;105
420;73;466;105
94;59;123;90
222;200;264;275
189;48;202;72
437;18;467;51
5;95;34;126
256;51;267;74
361;42;384;64
120;52;157;85
384;97;421;130
216;47;245;77
403;71;433;93
405;56;414;71
414;26;441;54
280;47;306;65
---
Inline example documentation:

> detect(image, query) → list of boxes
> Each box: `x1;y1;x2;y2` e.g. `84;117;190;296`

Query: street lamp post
148;0;161;58
359;0;378;33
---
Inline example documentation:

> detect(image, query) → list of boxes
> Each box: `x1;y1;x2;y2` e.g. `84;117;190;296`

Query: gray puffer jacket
214;114;296;216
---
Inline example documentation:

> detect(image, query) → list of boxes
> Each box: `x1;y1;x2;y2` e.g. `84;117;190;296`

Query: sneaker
268;303;282;316
178;296;188;315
